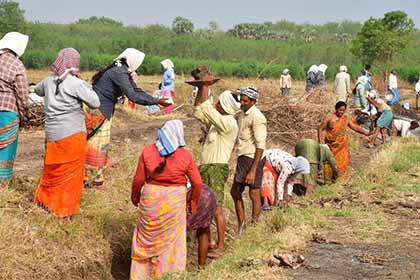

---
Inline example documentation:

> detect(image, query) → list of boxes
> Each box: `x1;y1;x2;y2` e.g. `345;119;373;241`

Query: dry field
0;71;419;279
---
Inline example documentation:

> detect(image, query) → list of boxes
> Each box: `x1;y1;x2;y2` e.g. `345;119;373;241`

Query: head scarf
240;86;260;100
219;90;240;115
339;65;348;72
282;68;289;75
357;75;368;85
50;48;80;81
0;32;29;57
155;120;186;156
308;65;318;74
161;58;174;70
318;64;328;75
290;156;310;175
114;48;145;73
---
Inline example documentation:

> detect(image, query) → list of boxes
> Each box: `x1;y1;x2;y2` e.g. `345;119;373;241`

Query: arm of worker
333;77;338;94
186;154;203;214
279;76;284;88
348;117;371;136
34;79;46;97
15;71;29;124
75;81;100;109
111;69;167;106
346;75;351;95
318;116;329;144
193;85;212;127
245;117;267;185
323;147;339;179
131;152;146;206
196;100;230;133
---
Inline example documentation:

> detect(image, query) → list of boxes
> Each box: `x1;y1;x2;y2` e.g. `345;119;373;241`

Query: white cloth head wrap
339;65;348;72
0;32;29;57
318;64;328;74
114;48;145;72
155;120;186;156
161;59;174;70
308;65;318;74
282;68;289;75
357;76;368;85
219;90;240;115
240;86;260;100
290;156;310;174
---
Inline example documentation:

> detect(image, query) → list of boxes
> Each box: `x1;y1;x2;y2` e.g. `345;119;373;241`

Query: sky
17;0;420;29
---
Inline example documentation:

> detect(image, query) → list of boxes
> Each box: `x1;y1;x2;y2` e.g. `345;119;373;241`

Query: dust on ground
12;72;420;279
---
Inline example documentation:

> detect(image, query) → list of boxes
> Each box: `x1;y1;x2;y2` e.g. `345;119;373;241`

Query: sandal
262;204;273;212
207;248;224;259
365;143;375;149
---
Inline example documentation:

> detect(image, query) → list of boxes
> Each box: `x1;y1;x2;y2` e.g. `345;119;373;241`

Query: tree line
1;1;419;81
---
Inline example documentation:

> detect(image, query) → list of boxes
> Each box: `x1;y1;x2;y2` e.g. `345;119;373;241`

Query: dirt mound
263;103;331;147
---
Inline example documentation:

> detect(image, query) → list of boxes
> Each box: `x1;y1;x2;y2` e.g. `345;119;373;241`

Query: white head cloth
240;86;260;100
357;76;368;85
318;64;328;74
290;156;310;174
0;32;29;57
219;90;240;115
282;68;289;75
308;65;318;74
339;65;348;72
155;120;186;156
114;48;145;72
161;59;174;70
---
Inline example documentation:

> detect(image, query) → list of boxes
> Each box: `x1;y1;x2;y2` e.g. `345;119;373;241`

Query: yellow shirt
193;100;239;164
237;105;267;158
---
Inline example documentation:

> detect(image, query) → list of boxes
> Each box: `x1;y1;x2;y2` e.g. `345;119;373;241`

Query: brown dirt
11;72;418;279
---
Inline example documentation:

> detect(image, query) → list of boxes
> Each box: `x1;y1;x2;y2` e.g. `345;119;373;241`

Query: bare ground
8;74;420;279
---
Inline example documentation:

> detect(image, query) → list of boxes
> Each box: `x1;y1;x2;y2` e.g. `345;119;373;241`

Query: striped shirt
0;51;28;117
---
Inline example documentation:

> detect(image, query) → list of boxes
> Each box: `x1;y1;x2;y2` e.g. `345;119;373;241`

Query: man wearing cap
334;65;351;102
279;69;292;96
193;77;241;254
231;86;267;235
0;32;29;188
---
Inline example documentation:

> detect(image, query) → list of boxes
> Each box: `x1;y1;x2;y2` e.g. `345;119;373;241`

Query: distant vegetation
1;1;420;81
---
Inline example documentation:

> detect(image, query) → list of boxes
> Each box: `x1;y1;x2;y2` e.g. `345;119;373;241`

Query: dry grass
2;71;419;279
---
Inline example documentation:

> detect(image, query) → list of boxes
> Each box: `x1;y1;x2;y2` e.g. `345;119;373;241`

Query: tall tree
0;0;27;36
351;11;414;71
172;16;194;34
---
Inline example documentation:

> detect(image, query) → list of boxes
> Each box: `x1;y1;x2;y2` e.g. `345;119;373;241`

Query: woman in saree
0;32;29;188
160;58;175;114
130;120;202;279
85;48;170;187
319;101;371;177
34;48;100;217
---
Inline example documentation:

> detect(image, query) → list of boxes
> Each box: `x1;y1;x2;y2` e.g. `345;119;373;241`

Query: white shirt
393;119;411;137
389;73;398;89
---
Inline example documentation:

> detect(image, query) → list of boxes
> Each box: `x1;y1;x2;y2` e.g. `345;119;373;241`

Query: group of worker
1;30;419;280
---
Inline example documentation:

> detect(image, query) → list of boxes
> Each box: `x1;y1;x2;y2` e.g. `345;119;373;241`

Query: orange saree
35;132;87;217
324;114;350;176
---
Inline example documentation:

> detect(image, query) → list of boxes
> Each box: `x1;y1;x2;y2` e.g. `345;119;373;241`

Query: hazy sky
17;0;420;29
